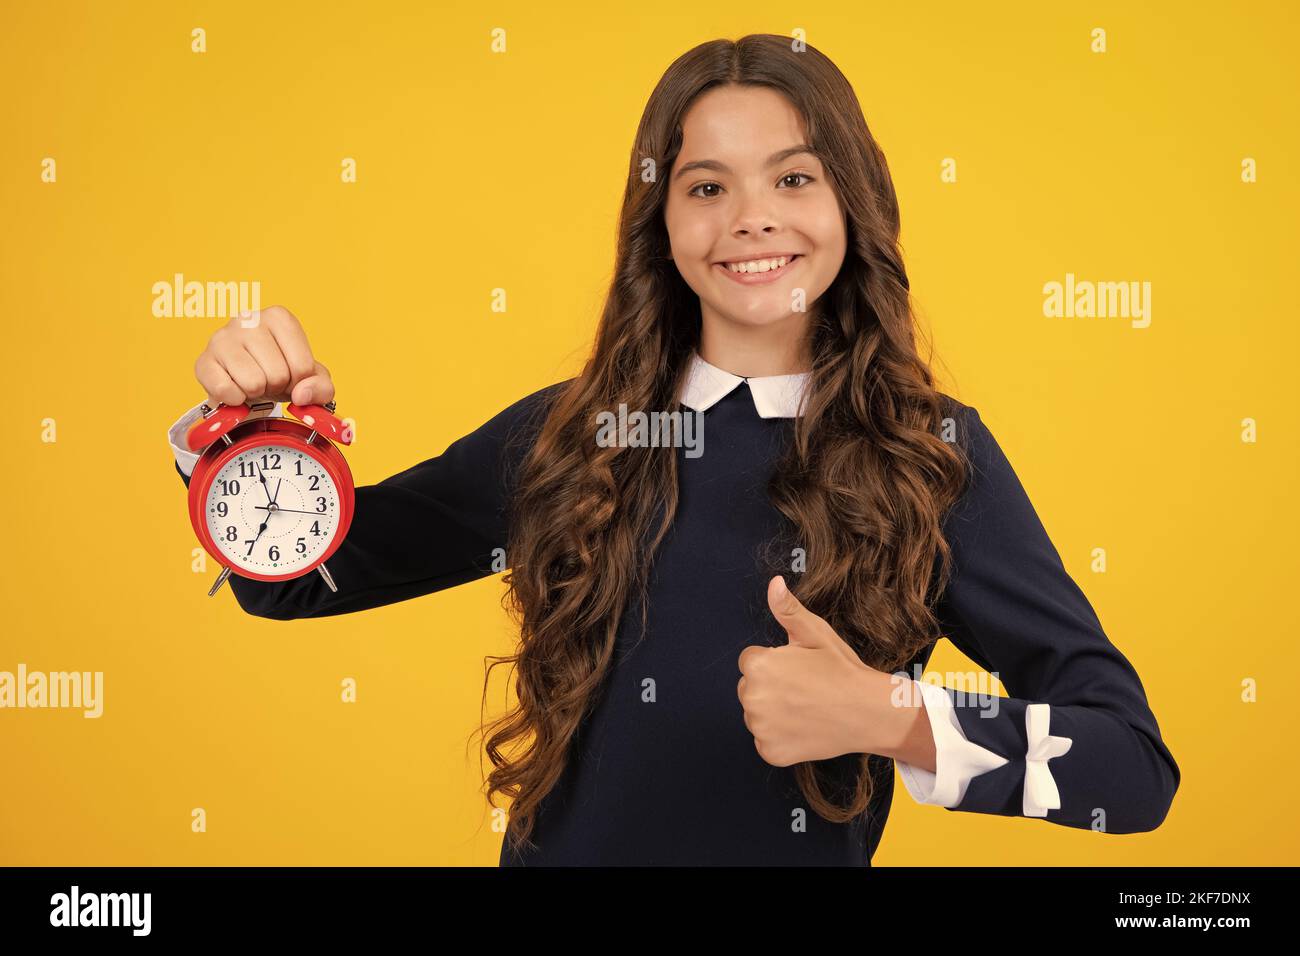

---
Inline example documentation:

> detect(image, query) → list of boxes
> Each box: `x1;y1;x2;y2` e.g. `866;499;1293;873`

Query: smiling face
664;83;848;368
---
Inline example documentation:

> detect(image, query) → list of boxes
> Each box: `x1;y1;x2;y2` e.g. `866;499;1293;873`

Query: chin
713;303;806;329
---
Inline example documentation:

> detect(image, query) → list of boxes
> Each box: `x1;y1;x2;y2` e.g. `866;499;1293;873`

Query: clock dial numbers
205;444;340;574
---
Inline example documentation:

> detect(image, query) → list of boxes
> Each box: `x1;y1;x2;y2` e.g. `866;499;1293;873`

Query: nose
730;186;780;237
734;221;778;237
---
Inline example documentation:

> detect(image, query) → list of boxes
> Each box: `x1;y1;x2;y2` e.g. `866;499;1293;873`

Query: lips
714;254;802;285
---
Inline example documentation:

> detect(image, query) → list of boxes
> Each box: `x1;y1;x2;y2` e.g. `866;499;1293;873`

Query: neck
698;310;813;377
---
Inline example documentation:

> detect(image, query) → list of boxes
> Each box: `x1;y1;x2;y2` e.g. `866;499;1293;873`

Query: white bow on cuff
1023;703;1072;817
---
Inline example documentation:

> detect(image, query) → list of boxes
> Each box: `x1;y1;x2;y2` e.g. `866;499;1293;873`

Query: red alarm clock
186;399;355;598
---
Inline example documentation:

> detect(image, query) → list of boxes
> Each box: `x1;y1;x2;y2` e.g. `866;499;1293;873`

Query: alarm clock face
203;444;342;575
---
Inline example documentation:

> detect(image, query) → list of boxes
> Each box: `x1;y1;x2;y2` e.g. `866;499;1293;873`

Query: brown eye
779;173;814;188
689;182;722;198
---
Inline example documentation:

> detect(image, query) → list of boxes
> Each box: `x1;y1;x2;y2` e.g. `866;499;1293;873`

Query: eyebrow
672;145;818;180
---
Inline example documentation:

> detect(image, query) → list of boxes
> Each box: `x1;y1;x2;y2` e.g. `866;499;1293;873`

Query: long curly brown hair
473;34;971;854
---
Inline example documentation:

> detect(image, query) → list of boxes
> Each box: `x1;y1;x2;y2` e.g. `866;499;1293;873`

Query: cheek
809;199;848;252
665;206;715;267
808;202;848;276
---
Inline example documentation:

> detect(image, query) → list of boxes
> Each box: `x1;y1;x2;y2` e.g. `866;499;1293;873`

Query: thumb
290;361;335;406
767;575;836;649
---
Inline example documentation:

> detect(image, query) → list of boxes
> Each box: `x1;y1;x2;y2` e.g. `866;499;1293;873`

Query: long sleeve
914;402;1180;833
170;382;568;619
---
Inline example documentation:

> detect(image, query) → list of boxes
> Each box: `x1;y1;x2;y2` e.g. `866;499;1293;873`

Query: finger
291;360;334;406
754;736;786;768
737;643;773;675
767;575;834;647
241;330;293;401
263;309;317;387
195;352;246;406
213;341;267;400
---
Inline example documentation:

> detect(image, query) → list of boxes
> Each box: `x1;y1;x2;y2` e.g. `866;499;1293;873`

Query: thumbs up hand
737;575;897;767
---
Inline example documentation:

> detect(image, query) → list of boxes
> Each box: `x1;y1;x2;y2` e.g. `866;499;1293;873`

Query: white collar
679;349;810;418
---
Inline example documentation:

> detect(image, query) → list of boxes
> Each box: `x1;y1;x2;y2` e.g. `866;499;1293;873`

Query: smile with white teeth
724;255;795;274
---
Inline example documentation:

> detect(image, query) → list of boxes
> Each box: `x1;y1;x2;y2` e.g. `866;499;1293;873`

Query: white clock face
205;444;342;575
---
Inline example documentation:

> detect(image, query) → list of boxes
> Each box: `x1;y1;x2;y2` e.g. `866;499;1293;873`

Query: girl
169;35;1179;866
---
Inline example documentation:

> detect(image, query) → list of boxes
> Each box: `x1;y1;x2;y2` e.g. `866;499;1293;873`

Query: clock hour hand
245;517;271;555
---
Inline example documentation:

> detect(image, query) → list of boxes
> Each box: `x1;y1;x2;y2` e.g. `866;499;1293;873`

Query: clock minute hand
254;461;274;505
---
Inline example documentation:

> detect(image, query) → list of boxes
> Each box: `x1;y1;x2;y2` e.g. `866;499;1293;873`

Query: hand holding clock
194;305;335;408
187;304;353;593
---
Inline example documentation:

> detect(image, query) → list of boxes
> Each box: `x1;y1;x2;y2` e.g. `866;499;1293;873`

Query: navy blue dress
174;379;1179;865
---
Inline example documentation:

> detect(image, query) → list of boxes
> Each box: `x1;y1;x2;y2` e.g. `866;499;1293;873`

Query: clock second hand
254;505;322;516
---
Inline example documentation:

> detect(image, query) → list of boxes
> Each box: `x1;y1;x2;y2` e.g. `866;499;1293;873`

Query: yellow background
1;0;1295;866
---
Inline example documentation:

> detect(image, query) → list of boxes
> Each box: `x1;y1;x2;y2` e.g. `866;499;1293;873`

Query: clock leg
207;566;232;597
317;562;338;593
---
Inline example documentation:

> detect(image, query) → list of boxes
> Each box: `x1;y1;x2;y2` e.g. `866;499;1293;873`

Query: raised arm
170;304;566;619
170;384;564;619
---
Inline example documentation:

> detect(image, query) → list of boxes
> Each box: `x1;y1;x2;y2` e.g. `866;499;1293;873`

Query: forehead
675;85;809;164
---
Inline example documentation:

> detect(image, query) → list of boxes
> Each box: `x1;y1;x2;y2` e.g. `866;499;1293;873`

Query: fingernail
773;575;788;598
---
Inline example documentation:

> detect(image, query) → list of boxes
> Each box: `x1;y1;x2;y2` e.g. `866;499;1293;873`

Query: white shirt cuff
168;401;283;478
896;679;1010;808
